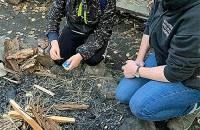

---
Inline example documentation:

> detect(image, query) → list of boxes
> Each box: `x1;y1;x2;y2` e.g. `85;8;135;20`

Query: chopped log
20;56;37;71
48;116;75;124
8;111;75;124
6;48;38;60
30;103;61;130
4;38;20;54
33;84;55;96
54;103;90;111
7;59;20;72
9;100;43;130
4;38;20;72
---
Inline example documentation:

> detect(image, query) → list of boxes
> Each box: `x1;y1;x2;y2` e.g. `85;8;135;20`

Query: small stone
7;30;12;34
97;84;102;87
31;18;36;22
114;50;118;54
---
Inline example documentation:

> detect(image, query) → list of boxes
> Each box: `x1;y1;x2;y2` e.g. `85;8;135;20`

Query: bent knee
129;97;158;121
115;90;130;104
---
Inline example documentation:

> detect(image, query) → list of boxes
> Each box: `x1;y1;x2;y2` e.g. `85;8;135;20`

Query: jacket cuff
47;32;59;43
76;49;91;61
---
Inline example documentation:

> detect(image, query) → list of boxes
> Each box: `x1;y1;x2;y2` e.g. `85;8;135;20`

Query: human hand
122;60;139;78
135;59;144;67
64;53;83;71
50;40;61;60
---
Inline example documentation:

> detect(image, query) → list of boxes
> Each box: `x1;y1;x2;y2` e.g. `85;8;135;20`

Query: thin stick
33;84;55;96
54;103;89;111
3;77;20;84
8;111;75;124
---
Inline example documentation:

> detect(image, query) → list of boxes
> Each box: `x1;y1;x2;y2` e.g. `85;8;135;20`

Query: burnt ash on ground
0;1;200;130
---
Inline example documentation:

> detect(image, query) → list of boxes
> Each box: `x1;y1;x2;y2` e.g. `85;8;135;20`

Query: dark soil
0;1;199;130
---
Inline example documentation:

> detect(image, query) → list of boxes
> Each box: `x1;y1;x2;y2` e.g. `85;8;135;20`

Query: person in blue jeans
116;0;200;129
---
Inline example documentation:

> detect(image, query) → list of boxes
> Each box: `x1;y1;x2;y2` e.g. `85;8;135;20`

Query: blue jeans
115;53;200;121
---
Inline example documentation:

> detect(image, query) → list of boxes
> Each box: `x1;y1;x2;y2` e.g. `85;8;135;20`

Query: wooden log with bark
8;111;75;124
54;103;90;111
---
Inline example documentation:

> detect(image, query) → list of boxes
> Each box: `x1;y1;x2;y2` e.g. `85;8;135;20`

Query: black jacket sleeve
76;0;116;60
164;35;200;82
46;0;66;35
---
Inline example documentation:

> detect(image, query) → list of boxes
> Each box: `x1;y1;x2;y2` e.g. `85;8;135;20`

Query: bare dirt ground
0;1;200;130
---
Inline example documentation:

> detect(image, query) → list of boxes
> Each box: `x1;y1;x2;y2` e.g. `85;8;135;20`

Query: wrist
51;40;58;46
77;53;83;61
135;57;144;62
135;65;141;78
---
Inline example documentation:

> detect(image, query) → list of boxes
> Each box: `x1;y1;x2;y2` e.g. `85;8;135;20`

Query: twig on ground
34;71;57;79
8;111;75;124
3;77;21;84
54;103;90;111
33;84;55;96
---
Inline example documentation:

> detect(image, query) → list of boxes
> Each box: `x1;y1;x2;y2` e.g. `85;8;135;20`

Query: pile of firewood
5;84;90;130
2;37;55;81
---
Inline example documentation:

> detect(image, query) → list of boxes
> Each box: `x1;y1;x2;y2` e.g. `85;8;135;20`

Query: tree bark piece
4;38;20;72
9;100;43;130
8;111;75;124
6;48;38;60
54;103;89;111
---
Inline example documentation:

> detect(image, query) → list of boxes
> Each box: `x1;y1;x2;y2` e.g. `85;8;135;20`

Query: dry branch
34;70;57;79
9;100;43;130
54;103;89;111
3;77;21;84
33;84;55;96
8;111;75;124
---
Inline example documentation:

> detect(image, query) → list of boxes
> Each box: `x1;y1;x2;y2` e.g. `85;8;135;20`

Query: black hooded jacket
144;0;200;89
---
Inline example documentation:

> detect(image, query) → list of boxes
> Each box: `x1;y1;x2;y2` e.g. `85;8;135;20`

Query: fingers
56;48;61;59
124;71;135;79
65;58;73;71
50;48;61;60
50;50;57;60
